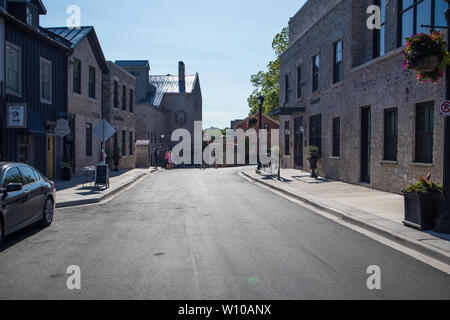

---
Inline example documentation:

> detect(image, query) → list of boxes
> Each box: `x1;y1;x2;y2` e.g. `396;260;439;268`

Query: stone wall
68;37;103;174
103;62;137;170
279;0;446;194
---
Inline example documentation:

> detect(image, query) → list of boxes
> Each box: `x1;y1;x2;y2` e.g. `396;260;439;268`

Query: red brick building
235;113;279;151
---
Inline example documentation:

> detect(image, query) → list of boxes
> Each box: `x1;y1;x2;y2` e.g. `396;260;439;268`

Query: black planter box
403;192;442;231
62;167;72;181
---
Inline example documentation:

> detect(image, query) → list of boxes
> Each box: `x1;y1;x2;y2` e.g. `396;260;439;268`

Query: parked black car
0;163;56;244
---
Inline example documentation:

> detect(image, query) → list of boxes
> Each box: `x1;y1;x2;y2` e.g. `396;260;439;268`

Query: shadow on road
0;223;47;253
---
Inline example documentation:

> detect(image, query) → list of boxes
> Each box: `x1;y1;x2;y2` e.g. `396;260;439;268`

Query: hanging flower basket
402;31;450;84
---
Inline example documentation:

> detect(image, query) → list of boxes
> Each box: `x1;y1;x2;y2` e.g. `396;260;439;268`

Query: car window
2;168;23;187
19;167;37;185
32;169;42;181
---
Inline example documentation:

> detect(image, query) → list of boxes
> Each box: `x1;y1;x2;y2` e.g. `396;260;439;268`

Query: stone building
103;61;137;170
116;60;203;164
115;60;166;157
277;0;447;193
46;26;109;174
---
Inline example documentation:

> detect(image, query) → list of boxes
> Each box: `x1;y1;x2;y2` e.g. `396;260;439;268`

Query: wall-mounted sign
440;101;450;117
7;104;27;128
55;119;71;137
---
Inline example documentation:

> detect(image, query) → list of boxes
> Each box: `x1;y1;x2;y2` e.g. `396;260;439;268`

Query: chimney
178;61;186;93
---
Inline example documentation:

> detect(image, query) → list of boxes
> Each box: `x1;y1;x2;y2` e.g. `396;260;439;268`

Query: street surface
0;167;449;299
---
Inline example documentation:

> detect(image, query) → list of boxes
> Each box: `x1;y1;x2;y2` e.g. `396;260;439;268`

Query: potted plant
306;146;320;178
402;31;450;84
60;160;73;181
402;173;443;231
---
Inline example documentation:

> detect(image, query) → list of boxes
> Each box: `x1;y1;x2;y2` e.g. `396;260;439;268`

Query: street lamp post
257;95;265;171
435;0;450;233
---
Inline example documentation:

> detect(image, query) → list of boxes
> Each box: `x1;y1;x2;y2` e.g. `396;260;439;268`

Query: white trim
40;57;52;105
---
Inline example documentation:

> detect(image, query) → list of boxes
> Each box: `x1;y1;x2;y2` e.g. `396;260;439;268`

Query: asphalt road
0;167;449;300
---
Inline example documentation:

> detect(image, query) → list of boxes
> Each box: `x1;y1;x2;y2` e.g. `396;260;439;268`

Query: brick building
277;0;448;193
235;113;279;152
46;26;109;174
103;61;137;170
117;60;203;164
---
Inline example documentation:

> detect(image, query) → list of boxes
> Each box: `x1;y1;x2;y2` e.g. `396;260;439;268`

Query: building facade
103;61;137;170
278;0;448;194
46;26;109;174
235;113;279;152
0;0;70;179
116;60;203;164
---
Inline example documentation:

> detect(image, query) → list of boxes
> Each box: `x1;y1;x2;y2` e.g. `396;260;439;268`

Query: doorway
294;117;304;168
47;135;54;179
361;107;371;183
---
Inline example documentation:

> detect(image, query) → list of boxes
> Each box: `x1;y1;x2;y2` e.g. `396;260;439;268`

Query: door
1;167;27;232
47;136;54;179
294;117;304;168
18;166;45;224
361;107;371;183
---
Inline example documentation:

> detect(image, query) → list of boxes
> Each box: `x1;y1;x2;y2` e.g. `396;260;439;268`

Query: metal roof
45;27;93;48
115;60;149;68
149;75;196;106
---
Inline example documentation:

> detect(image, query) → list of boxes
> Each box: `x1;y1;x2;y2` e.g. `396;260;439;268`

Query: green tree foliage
248;27;289;118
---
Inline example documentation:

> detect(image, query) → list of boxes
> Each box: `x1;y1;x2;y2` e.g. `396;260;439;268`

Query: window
129;132;134;155
312;55;320;92
333;117;341;157
333;41;343;83
310;114;322;156
122;85;127;111
18;135;31;164
19;167;37;185
285;121;290;155
374;0;386;58
73;58;81;94
40;58;51;104
297;65;302;99
0;0;7;9
400;0;447;46
122;130;127;156
114;81;119;108
384;108;398;161
2;167;22;187
264;123;270;131
415;102;434;163
285;74;290;103
6;43;21;95
86;123;92;157
89;66;96;99
129;89;134;113
26;6;33;25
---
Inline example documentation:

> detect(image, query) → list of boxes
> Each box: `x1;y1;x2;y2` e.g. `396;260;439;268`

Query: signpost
93;119;116;164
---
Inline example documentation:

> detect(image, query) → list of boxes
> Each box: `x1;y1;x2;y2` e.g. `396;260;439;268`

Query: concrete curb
240;170;450;266
56;169;160;209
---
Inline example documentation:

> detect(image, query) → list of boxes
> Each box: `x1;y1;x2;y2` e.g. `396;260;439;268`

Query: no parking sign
440;101;450;117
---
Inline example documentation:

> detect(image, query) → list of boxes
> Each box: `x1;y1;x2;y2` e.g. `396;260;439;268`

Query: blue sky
41;0;306;129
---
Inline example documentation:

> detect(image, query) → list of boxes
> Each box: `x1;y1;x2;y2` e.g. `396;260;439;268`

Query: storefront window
18;135;32;164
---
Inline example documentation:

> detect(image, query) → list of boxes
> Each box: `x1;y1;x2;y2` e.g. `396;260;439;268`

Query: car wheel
40;197;54;227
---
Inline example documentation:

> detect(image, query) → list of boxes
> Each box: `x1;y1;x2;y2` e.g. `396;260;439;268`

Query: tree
248;27;289;118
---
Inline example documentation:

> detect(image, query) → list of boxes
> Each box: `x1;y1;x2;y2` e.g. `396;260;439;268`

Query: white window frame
40;57;52;104
6;42;22;97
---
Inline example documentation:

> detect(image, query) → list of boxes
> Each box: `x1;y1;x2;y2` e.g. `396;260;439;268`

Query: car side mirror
6;183;22;193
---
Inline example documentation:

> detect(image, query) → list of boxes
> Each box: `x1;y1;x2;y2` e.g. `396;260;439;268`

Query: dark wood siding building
0;1;71;178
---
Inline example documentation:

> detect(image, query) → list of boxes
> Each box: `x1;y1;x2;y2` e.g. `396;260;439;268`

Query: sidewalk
242;168;450;265
55;167;159;208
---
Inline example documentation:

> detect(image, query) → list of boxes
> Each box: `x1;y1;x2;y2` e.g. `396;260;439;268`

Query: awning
27;109;47;135
271;107;305;116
